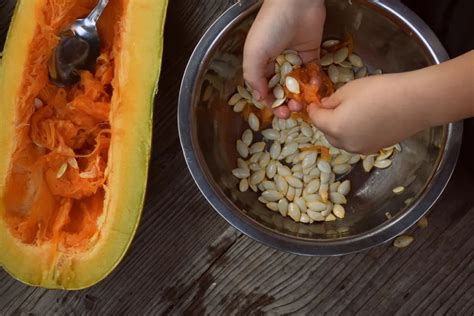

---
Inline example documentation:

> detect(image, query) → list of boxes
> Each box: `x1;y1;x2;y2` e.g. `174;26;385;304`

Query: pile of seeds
228;38;401;224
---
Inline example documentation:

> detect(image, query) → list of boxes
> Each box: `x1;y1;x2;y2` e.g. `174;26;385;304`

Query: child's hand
307;74;432;154
243;0;325;115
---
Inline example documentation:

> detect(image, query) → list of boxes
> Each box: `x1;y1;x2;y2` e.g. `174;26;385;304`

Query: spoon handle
85;0;110;26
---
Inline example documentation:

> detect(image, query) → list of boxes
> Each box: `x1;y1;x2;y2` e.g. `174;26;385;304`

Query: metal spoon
49;0;110;87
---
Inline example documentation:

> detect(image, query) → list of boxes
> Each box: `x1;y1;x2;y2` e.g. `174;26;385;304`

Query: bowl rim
178;0;463;256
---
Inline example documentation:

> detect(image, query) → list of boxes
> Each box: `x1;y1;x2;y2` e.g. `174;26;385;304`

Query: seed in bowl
228;37;402;224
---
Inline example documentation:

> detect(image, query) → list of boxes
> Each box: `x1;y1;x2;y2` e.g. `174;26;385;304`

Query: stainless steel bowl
178;0;463;255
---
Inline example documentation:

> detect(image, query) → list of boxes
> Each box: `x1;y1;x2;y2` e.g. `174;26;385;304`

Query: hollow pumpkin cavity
3;0;124;253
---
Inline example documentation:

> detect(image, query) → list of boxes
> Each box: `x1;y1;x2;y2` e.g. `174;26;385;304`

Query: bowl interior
190;0;446;239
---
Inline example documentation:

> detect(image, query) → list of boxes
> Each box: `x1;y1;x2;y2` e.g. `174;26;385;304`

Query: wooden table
1;1;473;314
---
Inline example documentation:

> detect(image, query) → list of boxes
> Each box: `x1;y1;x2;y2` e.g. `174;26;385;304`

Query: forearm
397;50;474;127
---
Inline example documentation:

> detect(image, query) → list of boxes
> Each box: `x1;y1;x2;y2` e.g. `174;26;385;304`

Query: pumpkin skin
0;0;167;290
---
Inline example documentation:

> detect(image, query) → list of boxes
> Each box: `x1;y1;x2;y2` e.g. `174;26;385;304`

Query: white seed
319;183;329;202
285;76;300;94
241;129;253;146
280;62;293;80
259;152;271;168
338;180;351;196
249;152;262;163
286;186;295;201
320;53;334;66
320;172;331;184
305;179;320;195
328;64;339;83
333;164;351;175
56;163;68;178
302;152;317;169
322;202;333;216
288;203;301;222
261;129;279;142
333;47;349;64
239;178;249;192
294;197;306;212
303;174;313;183
266;161;277;179
322;39;340;48
338;66;355;83
317;159;332;174
252;97;265;110
232;168;250;179
249;163;261;171
68;157;79;169
237;158;249;171
393;235;414;248
249;141;266;154
285;175;303;188
333;204;345;218
273;84;285;99
307;210;325;221
309;168;320;177
233;99;247;112
304;194;321;202
394;143;402;151
248;113;260;131
325;214;337;221
329;181;340;192
262;190;284;202
374;159;392;169
278;198;289;216
258;196;269;204
266;202;279;212
278;118;287;130
332;154;350;166
348;53;364;68
249;183;258;192
338;60;352;68
330;192;347;204
270;141;281;160
262;180;277;191
377;148;394;161
236;140;249;158
276;55;286;65
237;85;252;100
277;165;291;177
292;163;303;172
393;186;405;194
228;92;242;105
272;116;280;131
355;66;368;79
281;142;298;157
279;130;288;143
258;183;266;192
307;201;327;212
271;98;286;109
286;118;297;129
300;124;313;138
268;73;281;88
300;213;310;223
285;53;303;66
274;175;289;195
348;155;361;164
362;155;375;172
79;170;96;179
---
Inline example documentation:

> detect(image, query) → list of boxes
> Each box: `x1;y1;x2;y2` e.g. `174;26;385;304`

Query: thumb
307;102;336;135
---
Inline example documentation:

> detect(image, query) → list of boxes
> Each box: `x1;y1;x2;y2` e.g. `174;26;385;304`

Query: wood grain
0;0;473;315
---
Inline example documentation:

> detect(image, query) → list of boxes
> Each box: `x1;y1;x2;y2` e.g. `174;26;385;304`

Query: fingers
273;105;291;119
306;102;335;135
288;99;304;112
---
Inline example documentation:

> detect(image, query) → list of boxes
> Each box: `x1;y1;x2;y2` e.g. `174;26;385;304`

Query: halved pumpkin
0;0;167;289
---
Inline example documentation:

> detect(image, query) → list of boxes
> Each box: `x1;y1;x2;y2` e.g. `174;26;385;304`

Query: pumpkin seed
320;171;331;184
233;99;247;112
285;175;303;188
266;161;277;179
348;53;364;68
294;197;307;214
262;190;284;202
266;202;279;212
236;140;249;158
68;157;79;169
277;165;292;177
248;113;260;131
249;152;262;163
355;66;368;79
276;55;287;65
258;196;269;204
333;164;351;175
333;47;349;64
56;163;68;178
278;198;289;216
268;73;281;88
317;159;332;174
393;235;414;248
262;129;280;140
288;203;301;221
239;178;249;192
393;186;405;194
280;62;293;80
285;76;300;94
281;142;298;157
274;174;289;195
322;39;340;48
270;141;281;160
320;53;334;66
377;148;394;161
304;194;321;202
237;85;252;100
328;64;339;83
262;180;277;191
302;152;317;169
232;168;250;179
417;216;428;228
259;152;271;168
374;159;392;169
228;92;242;105
333;204;345;218
286;186;295;201
249;141;265;154
329;181;340;192
307;210;325;221
285;53;303;66
304;179;320;195
307;201;327;212
300;213;310;223
273;84;285;99
319;183;329;202
362;155;375;172
338;60;352;68
325;214;336;221
249;183;258;192
241;129;253;146
338;180;351;196
237;158;249;171
338;66;355;83
271;98;286;109
330;192;347;204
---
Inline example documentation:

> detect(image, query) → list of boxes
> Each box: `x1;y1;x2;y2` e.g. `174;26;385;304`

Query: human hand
243;0;325;117
307;74;431;154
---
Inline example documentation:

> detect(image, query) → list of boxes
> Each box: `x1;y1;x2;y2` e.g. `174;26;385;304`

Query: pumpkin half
0;0;167;289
